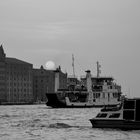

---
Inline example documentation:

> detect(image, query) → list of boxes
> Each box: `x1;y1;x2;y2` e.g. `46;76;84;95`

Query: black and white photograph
0;0;140;139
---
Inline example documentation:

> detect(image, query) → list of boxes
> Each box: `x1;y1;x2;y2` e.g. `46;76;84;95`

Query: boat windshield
101;104;122;112
96;113;107;118
109;113;120;118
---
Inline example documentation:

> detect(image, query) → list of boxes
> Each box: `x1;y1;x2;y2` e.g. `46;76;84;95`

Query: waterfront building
33;66;67;102
0;45;33;104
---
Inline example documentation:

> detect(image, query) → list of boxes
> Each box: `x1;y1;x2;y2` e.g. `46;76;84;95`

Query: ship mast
72;54;75;78
97;61;101;78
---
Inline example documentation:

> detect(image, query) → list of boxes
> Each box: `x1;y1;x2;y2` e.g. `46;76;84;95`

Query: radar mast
72;54;75;78
97;61;101;78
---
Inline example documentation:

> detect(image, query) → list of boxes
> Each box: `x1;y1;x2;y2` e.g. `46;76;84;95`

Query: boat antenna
97;61;101;78
128;88;131;98
72;54;75;78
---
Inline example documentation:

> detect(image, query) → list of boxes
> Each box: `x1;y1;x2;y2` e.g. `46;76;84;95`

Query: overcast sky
0;0;140;97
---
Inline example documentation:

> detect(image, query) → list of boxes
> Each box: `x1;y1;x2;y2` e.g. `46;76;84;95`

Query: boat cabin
123;98;140;121
95;98;140;121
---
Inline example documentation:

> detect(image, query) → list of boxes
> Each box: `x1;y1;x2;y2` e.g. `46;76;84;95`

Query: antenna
128;88;131;98
97;61;101;78
72;54;75;78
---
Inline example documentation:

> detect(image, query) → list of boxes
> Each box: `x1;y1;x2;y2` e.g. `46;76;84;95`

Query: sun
45;61;56;70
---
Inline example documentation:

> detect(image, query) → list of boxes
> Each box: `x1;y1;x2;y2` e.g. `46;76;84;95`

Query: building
0;45;33;104
33;66;67;102
33;66;55;102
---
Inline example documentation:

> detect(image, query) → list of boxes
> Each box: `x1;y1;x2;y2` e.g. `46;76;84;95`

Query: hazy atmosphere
0;0;140;97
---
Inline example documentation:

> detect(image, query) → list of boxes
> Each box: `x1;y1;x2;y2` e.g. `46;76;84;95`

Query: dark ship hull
46;92;120;108
90;119;140;130
46;93;67;108
46;93;94;108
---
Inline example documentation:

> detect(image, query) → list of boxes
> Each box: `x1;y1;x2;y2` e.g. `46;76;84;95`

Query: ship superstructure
80;62;121;106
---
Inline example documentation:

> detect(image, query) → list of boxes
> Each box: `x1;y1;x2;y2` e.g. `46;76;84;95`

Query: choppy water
0;105;140;140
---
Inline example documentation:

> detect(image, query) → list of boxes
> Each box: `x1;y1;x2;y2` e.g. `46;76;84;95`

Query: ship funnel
86;70;93;104
54;69;60;92
86;70;92;92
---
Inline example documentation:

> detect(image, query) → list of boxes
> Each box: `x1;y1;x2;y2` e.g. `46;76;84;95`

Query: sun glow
45;61;56;70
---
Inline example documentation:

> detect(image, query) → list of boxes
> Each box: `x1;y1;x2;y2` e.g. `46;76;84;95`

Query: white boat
46;62;122;108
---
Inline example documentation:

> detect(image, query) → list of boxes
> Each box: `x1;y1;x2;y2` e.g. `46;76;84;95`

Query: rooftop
6;57;32;65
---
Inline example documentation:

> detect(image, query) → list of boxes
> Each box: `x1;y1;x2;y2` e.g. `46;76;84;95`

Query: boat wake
49;123;72;129
48;123;90;130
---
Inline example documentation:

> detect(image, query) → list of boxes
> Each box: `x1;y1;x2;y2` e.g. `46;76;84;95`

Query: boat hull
46;93;95;108
46;93;67;108
46;93;119;108
89;119;140;130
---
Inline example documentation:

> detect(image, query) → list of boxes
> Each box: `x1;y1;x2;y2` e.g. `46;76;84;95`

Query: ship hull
89;119;140;130
46;93;66;108
46;93;119;108
46;93;95;108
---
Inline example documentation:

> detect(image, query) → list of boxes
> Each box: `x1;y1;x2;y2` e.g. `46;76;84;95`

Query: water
0;105;140;140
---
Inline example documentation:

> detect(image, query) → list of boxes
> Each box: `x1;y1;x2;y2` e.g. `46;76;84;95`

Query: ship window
96;113;107;118
123;110;134;120
136;100;140;121
109;113;120;118
96;93;100;98
113;93;118;98
123;100;135;109
103;93;105;98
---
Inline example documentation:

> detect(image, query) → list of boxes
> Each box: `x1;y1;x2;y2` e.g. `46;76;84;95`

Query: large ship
46;62;122;108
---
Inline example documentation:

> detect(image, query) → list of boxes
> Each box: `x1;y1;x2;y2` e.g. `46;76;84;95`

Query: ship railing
101;103;122;112
92;89;102;92
57;88;87;92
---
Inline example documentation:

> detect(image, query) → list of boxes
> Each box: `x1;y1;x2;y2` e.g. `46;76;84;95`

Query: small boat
89;98;140;130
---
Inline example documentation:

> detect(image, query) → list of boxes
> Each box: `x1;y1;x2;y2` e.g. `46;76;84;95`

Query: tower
0;44;6;104
0;44;6;62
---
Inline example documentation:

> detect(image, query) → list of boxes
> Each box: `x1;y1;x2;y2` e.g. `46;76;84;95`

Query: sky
0;0;140;97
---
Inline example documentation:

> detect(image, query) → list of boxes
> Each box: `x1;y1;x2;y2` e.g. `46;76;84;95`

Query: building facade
0;45;33;104
33;66;67;102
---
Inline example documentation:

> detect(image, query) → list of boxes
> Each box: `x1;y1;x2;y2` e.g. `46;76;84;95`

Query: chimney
86;70;93;104
86;70;92;92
